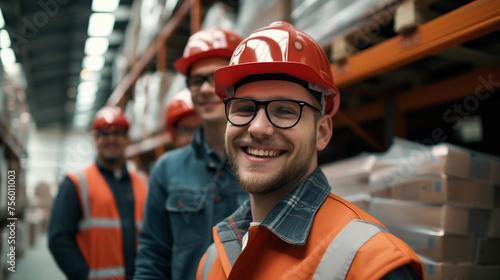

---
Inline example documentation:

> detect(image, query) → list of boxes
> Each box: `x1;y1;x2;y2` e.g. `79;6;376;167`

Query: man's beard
227;136;316;196
101;144;123;165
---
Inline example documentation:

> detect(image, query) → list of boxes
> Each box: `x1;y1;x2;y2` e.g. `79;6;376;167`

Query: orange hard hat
91;106;130;130
165;89;196;133
173;27;243;76
215;21;340;116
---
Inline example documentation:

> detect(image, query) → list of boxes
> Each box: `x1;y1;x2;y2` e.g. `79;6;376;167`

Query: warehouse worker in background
134;27;248;280
48;106;148;280
197;21;424;280
165;88;202;149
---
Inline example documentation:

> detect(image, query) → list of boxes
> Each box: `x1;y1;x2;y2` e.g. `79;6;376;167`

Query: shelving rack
106;0;500;170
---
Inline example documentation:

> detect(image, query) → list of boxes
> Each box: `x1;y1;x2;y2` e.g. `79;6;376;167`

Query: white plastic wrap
234;0;289;37
292;0;401;47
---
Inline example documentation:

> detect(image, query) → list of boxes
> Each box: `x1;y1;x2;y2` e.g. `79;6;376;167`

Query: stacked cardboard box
320;153;377;212
368;139;500;279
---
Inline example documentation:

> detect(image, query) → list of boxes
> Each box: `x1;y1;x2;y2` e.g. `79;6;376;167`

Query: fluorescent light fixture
77;80;98;94
0;29;11;48
88;13;116;36
84;37;109;55
0;10;5;29
0;48;16;66
92;0;120;12
76;81;98;106
80;68;101;81
73;112;92;127
76;95;96;107
75;102;94;112
82;55;105;71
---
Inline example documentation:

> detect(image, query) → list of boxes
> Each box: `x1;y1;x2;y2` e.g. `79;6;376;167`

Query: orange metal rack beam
107;0;192;106
332;0;500;88
334;66;500;129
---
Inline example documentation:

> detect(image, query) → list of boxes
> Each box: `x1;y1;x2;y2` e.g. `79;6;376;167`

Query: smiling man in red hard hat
197;22;424;280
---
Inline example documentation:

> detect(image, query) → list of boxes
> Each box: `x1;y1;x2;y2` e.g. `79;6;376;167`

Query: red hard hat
91;106;130;130
165;89;196;133
173;27;243;76
215;21;340;116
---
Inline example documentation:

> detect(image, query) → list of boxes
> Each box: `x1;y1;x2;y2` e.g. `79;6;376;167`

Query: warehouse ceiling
0;0;136;129
0;0;498;141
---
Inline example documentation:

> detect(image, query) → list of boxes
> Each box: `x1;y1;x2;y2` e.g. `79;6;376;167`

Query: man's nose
247;108;274;138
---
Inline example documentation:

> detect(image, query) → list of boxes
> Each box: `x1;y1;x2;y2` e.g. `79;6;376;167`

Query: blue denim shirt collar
217;168;332;246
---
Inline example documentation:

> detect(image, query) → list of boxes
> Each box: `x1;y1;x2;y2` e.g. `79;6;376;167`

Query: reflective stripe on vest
76;171;122;230
201;243;218;280
312;219;390;280
200;219;390;280
89;266;125;280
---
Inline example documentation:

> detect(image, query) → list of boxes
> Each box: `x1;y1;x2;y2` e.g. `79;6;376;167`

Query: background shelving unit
107;0;500;172
0;61;31;278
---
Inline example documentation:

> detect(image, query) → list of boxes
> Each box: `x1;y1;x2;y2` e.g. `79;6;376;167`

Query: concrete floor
7;233;65;280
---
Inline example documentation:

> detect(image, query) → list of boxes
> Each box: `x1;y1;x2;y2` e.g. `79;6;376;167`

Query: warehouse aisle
8;233;65;280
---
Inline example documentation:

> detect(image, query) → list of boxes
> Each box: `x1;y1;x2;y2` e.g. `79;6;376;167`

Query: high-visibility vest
198;193;423;280
68;163;148;280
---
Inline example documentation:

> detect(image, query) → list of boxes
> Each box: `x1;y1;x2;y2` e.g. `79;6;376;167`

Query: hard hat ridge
214;21;340;116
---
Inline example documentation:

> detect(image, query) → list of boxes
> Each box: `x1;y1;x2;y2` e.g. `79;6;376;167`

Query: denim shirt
134;127;248;280
215;168;331;250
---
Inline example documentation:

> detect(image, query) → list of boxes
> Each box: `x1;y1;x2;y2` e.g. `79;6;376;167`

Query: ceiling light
0;48;16;66
73;112;93;128
92;0;120;12
88;13;116;36
80;68;102;81
77;81;98;94
76;81;98;106
82;55;105;71
84;37;109;55
0;29;11;48
75;102;94;112
76;94;96;107
0;10;5;29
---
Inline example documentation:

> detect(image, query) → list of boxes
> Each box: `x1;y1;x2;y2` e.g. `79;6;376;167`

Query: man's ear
316;115;333;151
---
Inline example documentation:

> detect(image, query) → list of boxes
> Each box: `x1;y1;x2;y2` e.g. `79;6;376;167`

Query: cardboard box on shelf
369;197;491;236
475;238;500;265
391;175;494;209
472;265;500;280
421;258;471;280
494;185;500;210
369;139;500;196
390;227;475;263
488;210;500;238
321;153;376;199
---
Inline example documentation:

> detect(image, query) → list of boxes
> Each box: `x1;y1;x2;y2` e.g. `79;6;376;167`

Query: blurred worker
165;88;202;149
197;22;424;280
134;27;248;280
48;106;148;280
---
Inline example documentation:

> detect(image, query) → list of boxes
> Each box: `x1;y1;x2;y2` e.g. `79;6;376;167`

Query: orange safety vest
198;193;423;280
68;163;148;280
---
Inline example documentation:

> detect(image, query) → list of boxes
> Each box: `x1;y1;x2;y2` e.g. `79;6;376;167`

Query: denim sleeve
380;264;422;280
134;158;173;279
48;176;89;280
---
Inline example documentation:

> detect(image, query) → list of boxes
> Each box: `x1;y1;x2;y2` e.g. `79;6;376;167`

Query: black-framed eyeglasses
223;97;320;129
94;130;128;138
186;72;215;93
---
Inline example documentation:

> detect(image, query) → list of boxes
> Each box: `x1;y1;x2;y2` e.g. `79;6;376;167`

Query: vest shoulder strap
201;243;218;280
312;219;389;280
